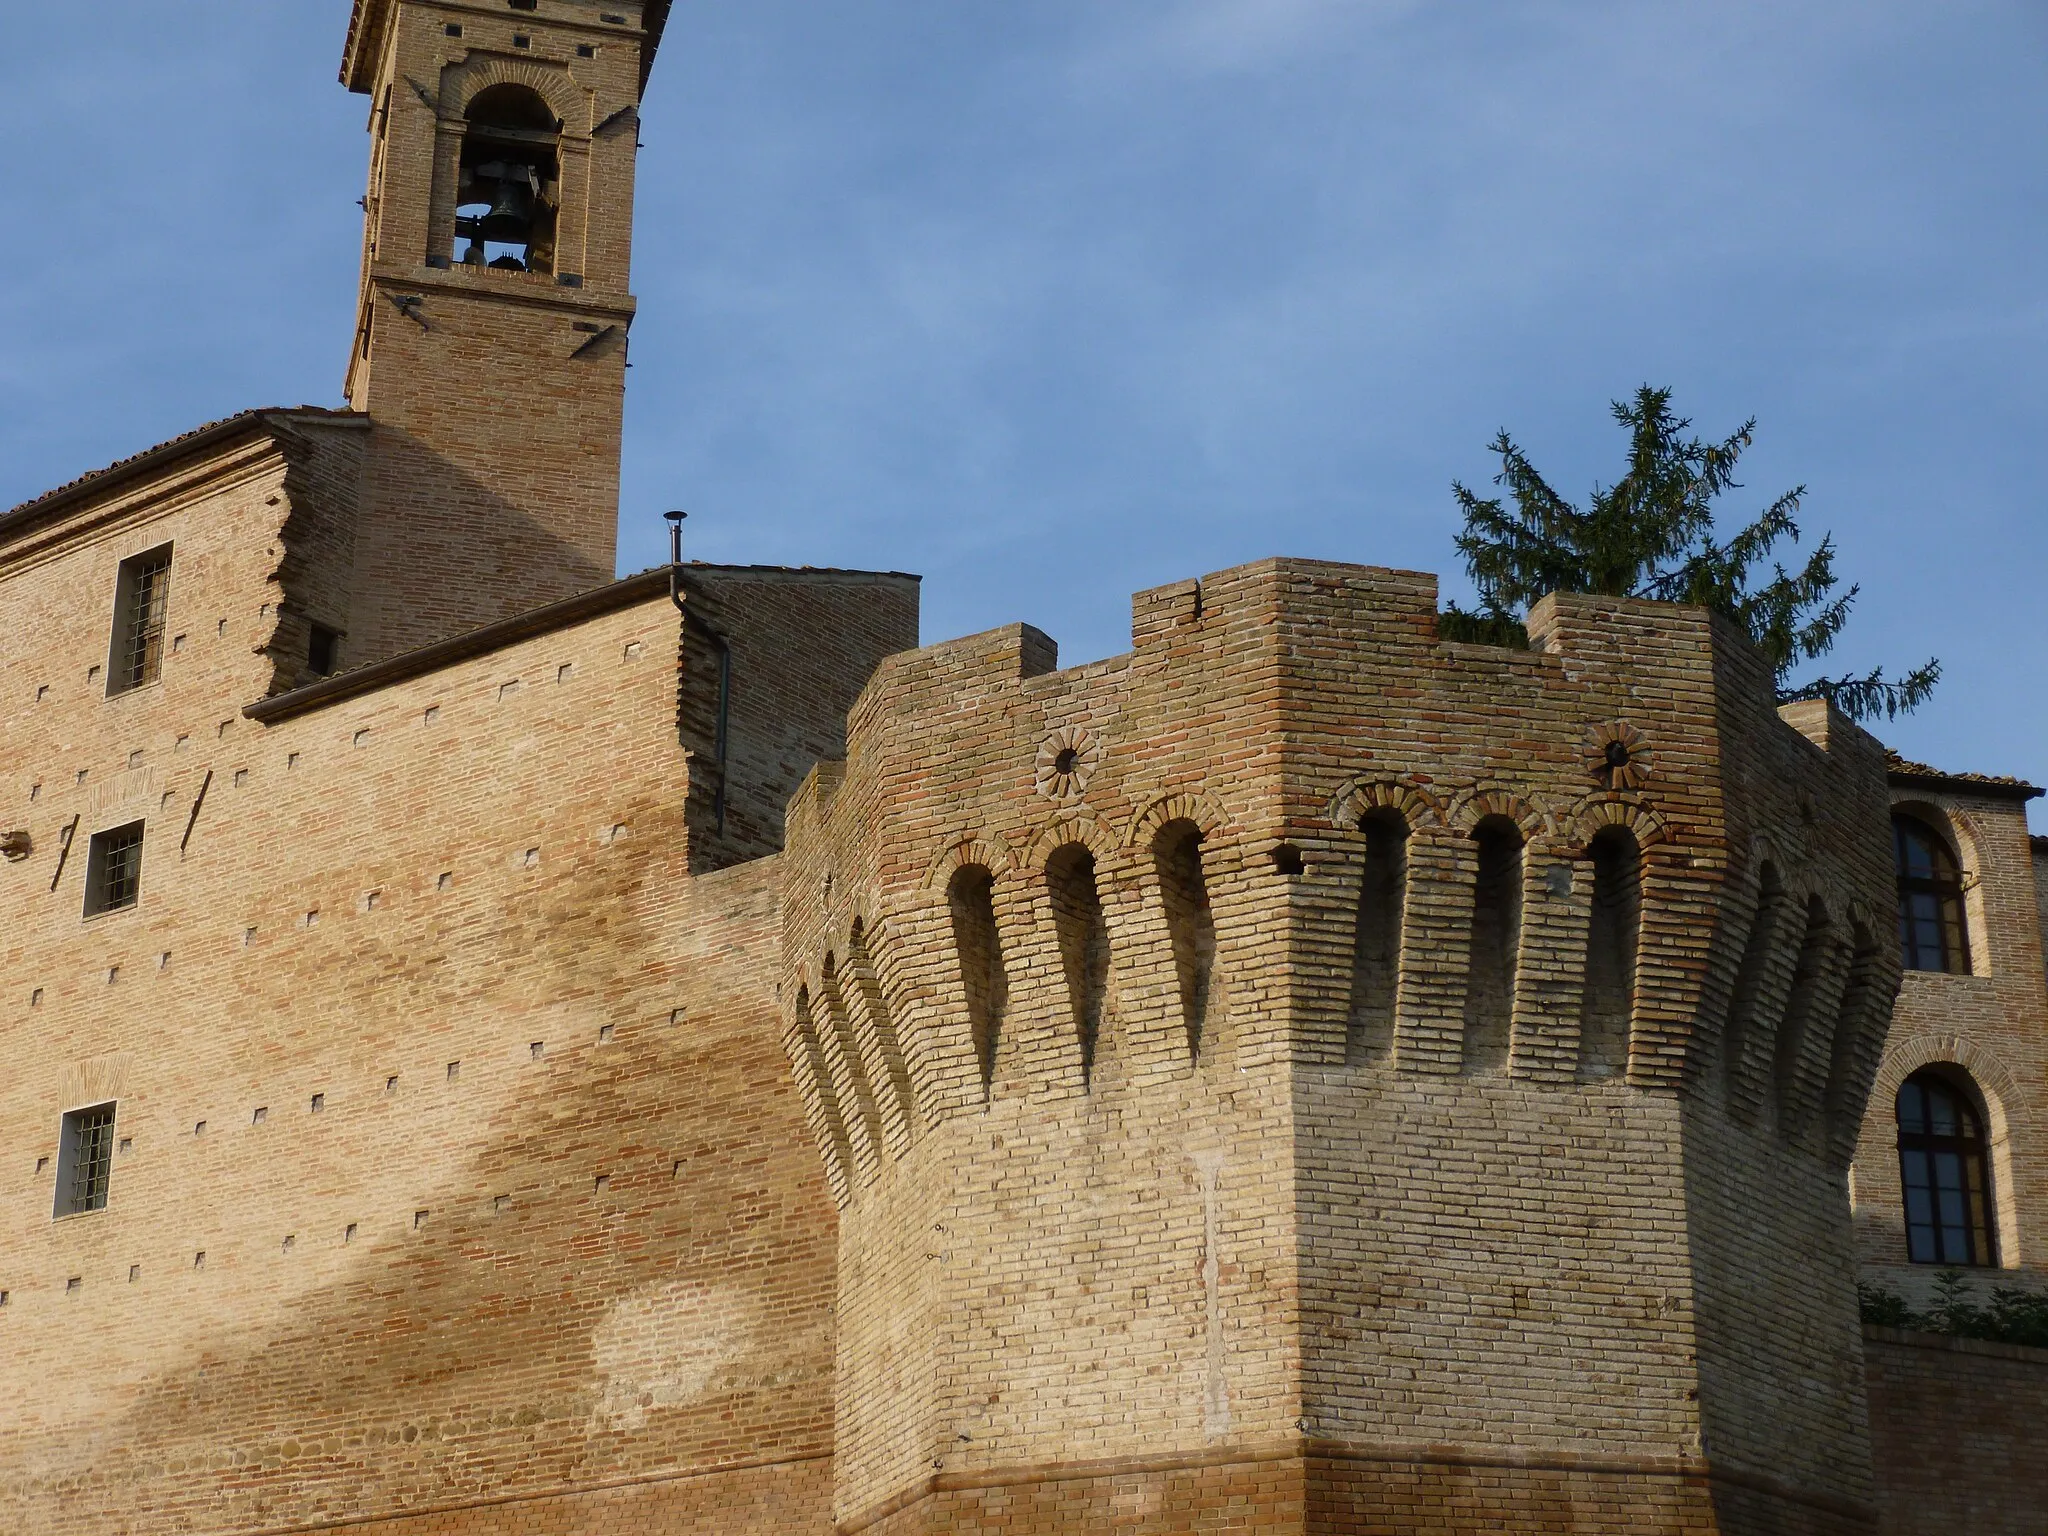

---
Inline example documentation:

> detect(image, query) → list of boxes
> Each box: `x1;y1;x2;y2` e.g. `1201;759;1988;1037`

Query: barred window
108;545;173;695
1894;813;1969;974
54;1103;117;1217
84;821;145;916
1897;1068;1996;1266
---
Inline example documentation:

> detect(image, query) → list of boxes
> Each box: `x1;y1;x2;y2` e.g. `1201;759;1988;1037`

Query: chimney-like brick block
782;558;1901;1535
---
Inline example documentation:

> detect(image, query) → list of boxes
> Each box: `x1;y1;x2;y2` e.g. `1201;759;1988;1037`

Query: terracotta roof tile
1886;751;2043;800
1;407;355;533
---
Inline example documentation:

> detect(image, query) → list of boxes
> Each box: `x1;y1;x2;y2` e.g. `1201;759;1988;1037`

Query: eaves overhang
343;1;672;95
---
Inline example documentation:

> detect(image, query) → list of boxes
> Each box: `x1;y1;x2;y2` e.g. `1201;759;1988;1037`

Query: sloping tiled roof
0;408;356;537
1886;751;2044;801
343;1;673;94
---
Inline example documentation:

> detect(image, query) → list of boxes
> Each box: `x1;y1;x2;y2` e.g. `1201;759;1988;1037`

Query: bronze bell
474;163;537;243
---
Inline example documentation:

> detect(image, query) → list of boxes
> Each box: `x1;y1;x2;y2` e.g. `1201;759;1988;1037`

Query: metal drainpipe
666;512;731;834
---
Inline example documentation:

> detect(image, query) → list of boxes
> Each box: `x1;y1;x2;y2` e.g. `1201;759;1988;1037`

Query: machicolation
779;557;1902;1531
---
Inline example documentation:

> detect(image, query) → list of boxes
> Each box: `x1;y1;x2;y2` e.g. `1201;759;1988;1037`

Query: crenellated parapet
779;559;1901;1535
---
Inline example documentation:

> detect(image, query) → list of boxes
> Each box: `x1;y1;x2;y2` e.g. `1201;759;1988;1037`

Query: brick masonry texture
1863;1327;2048;1535
0;522;911;1530
777;559;1905;1533
3;2;2045;1533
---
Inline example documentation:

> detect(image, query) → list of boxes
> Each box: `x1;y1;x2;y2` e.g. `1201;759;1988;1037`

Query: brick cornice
0;410;364;558
243;563;918;724
367;266;637;321
244;569;674;723
344;1;672;95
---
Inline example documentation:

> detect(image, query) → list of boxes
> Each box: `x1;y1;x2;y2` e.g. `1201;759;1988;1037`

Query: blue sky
5;2;2044;814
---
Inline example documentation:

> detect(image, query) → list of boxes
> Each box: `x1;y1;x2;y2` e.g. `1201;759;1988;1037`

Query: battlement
778;557;1900;1535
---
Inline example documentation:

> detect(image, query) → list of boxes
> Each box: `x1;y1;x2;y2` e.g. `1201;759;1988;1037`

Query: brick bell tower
338;0;670;664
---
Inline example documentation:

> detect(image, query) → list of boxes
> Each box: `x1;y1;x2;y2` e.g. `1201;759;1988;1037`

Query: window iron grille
56;1104;116;1217
86;822;145;916
112;548;173;694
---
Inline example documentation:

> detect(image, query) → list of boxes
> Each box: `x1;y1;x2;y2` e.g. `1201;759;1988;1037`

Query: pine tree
1441;386;1938;722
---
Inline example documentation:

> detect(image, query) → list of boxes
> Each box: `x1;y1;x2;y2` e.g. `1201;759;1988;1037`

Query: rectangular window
54;1104;117;1217
308;624;342;677
84;821;145;916
108;544;173;695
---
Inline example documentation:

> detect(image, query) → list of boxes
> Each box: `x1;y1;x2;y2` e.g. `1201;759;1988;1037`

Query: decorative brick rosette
1034;723;1103;805
1588;720;1651;790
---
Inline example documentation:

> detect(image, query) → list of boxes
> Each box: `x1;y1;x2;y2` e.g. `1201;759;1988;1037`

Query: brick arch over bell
443;57;590;133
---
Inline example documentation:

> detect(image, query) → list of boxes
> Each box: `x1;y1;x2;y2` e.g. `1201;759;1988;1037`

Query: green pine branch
1441;386;1937;724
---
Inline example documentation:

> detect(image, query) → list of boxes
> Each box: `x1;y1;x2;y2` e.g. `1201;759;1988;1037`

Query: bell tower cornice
342;0;672;96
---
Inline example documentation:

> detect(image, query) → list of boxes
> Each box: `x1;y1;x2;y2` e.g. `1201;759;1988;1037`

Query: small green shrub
1860;1272;2048;1350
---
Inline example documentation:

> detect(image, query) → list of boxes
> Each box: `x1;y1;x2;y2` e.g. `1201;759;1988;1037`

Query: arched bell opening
454;84;561;274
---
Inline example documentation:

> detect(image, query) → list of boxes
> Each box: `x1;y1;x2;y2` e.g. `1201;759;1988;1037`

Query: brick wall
778;558;1899;1534
1851;784;2048;1300
1863;1325;2048;1535
0;448;914;1532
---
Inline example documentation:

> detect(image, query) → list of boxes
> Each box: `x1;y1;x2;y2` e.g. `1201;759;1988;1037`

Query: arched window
1897;1067;1996;1266
454;84;560;273
1894;813;1969;974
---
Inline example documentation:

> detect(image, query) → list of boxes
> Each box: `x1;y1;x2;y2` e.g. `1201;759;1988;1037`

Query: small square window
107;545;173;695
54;1103;117;1217
83;821;146;916
509;0;538;9
513;33;531;48
577;43;596;58
445;21;463;36
308;624;342;677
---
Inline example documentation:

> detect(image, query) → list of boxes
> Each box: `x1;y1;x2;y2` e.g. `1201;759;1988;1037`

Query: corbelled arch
919;833;1017;893
1566;791;1672;852
1445;786;1554;842
1123;789;1235;855
1326;775;1448;834
1019;809;1120;873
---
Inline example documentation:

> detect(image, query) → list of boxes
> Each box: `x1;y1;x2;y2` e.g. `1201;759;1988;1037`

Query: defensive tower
338;0;670;663
779;559;1903;1535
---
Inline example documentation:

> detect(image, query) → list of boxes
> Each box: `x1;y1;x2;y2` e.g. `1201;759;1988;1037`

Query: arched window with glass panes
1893;813;1970;974
1896;1067;1997;1266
